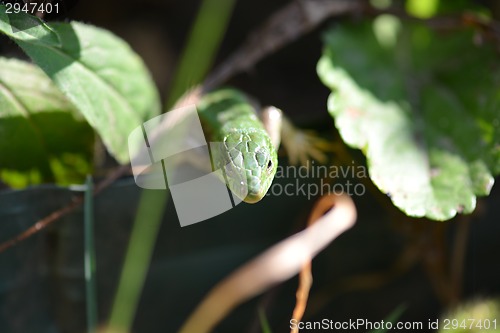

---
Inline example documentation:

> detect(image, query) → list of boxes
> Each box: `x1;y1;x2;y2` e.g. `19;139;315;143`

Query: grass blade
84;175;98;333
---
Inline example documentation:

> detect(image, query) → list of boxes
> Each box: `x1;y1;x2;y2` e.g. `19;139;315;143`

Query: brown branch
290;194;342;333
203;0;365;90
291;262;312;333
177;194;357;333
305;237;421;318
0;165;130;254
421;224;454;305
449;214;472;305
0;196;83;253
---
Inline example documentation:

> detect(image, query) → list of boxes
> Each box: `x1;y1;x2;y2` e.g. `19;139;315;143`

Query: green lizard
196;88;328;204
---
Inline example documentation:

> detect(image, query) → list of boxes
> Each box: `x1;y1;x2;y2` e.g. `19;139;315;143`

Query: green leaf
258;309;273;333
0;5;61;47
406;0;440;19
0;6;161;163
438;299;500;333
317;17;500;221
368;304;406;333
0;57;94;187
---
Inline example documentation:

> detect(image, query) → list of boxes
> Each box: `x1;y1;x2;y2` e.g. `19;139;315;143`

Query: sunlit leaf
0;5;161;163
0;57;93;187
318;17;500;220
406;0;440;18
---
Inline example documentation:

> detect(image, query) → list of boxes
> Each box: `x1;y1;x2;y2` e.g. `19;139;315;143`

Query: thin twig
204;0;364;91
0;165;129;254
450;215;471;305
306;239;421;318
421;223;454;305
0;195;84;253
178;194;357;333
291;261;312;333
290;191;340;333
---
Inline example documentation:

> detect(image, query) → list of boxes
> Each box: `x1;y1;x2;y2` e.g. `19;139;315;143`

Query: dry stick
0;165;129;254
291;262;312;333
0;196;83;254
306;239;421;318
178;194;357;333
290;193;337;333
204;0;364;91
0;0;363;254
421;224;454;305
449;215;471;305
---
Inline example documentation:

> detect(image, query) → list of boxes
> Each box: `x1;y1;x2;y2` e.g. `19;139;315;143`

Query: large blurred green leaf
0;57;93;187
317;16;500;221
0;6;161;163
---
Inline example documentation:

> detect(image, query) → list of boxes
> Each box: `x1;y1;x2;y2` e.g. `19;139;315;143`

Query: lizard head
215;129;278;203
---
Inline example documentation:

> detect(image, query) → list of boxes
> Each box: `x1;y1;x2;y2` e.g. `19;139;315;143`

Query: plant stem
84;175;98;333
107;190;168;332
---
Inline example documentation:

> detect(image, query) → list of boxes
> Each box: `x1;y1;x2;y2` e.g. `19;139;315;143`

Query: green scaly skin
197;88;278;203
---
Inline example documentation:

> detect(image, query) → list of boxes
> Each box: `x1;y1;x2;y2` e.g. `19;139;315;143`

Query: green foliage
369;304;406;333
0;7;60;46
258;309;273;333
438;299;500;333
317;16;500;221
403;0;487;17
0;57;93;187
0;5;161;164
166;0;236;108
84;176;98;333
406;0;440;18
436;0;485;16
